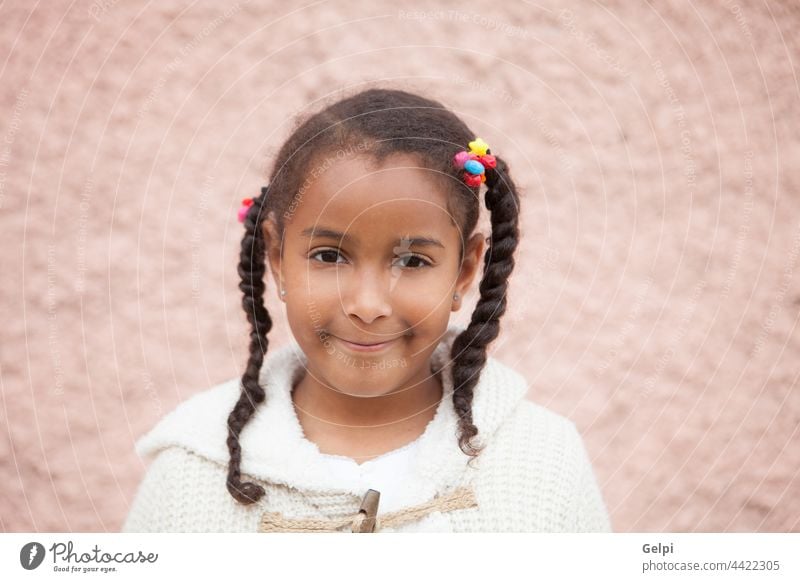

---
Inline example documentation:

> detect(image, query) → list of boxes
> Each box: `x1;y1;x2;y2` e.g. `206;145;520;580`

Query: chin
321;357;410;397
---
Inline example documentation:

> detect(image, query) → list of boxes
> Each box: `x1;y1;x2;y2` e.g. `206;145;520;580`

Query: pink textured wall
2;0;798;532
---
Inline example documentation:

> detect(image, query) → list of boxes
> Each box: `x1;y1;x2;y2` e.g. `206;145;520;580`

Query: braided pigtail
450;155;521;464
226;186;273;504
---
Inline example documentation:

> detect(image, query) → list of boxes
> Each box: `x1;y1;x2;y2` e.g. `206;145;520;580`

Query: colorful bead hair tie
237;197;254;223
237;186;269;223
453;137;497;187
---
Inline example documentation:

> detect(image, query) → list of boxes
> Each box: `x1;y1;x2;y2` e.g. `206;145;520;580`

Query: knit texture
122;324;612;532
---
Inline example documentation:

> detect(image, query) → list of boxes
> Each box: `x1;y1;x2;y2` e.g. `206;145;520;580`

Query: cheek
391;273;453;310
391;266;459;301
292;272;347;311
284;304;337;355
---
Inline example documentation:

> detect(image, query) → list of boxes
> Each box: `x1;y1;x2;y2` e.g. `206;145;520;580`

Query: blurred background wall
1;0;798;532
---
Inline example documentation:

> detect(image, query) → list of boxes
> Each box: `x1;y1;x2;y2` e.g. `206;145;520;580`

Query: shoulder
472;349;585;458
506;398;583;449
133;377;242;464
466;353;591;487
122;445;259;532
122;447;207;532
481;398;588;483
472;399;612;532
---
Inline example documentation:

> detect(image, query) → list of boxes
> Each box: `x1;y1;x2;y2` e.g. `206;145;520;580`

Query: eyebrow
300;227;445;249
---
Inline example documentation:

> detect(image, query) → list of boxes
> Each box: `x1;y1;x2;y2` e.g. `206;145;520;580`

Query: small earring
281;289;286;296
453;293;459;301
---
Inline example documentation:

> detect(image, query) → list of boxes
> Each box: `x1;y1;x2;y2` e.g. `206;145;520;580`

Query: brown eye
310;249;346;264
393;254;432;269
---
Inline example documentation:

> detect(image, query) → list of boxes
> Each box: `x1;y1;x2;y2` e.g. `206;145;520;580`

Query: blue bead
464;159;485;175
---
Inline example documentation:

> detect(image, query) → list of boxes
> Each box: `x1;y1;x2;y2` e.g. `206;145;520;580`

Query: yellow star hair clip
468;137;489;156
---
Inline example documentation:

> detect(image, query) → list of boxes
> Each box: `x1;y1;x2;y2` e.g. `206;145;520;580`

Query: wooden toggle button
353;489;380;533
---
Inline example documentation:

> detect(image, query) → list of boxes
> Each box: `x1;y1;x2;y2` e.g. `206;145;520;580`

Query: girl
122;88;611;533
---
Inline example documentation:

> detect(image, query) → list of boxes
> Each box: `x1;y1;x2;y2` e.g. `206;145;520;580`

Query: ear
452;232;486;312
261;211;285;302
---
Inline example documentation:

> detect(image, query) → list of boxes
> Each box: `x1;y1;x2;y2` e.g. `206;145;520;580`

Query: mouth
335;335;402;353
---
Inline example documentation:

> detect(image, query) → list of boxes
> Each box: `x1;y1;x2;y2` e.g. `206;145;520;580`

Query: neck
291;364;444;432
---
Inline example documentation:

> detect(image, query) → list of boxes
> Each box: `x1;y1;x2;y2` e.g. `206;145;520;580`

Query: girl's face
263;152;485;398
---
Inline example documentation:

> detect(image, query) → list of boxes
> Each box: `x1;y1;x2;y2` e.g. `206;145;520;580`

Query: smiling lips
336;335;402;352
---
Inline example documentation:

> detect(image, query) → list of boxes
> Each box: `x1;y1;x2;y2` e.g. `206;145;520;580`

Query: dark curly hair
226;87;521;504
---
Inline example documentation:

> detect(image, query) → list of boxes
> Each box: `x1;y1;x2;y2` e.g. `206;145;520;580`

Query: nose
341;265;393;324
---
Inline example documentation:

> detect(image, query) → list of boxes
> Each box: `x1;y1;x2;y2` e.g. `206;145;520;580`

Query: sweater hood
134;323;531;498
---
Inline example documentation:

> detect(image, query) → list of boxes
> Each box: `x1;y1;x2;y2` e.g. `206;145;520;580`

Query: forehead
288;153;459;242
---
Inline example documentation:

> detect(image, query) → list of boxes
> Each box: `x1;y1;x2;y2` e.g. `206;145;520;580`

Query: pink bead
453;151;470;168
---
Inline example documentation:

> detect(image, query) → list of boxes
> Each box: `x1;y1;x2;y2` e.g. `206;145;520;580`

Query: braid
226;186;273;505
450;155;521;465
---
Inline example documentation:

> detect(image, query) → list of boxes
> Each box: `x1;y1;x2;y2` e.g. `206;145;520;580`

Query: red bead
464;173;482;187
479;154;496;169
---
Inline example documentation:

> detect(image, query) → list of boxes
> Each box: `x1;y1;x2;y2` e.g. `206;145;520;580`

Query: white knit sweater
122;324;612;533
